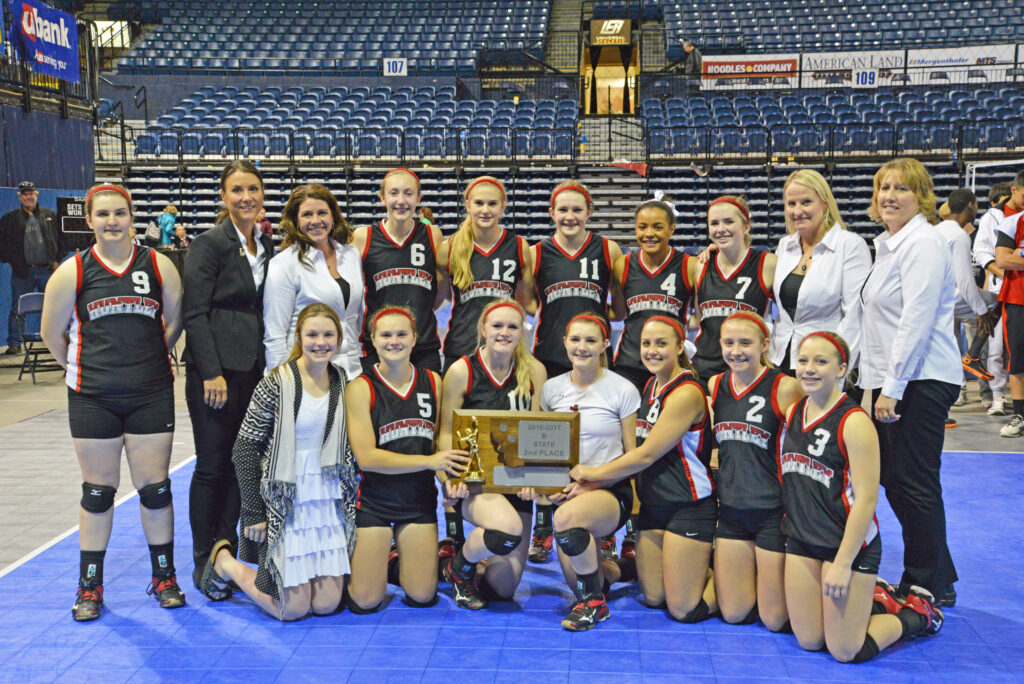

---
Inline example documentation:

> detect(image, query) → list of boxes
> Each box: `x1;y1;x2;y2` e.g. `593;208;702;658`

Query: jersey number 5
417;393;433;418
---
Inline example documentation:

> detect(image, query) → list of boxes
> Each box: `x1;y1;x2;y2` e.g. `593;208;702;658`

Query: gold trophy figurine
455;416;486;485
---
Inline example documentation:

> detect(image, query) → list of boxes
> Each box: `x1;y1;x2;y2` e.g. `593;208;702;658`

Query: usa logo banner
8;0;80;84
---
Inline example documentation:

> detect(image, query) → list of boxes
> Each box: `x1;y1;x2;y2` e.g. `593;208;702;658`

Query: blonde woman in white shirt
772;169;871;402
859;157;961;610
264;184;364;379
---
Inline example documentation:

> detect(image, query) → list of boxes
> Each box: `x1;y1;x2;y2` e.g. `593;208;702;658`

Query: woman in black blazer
183;160;276;597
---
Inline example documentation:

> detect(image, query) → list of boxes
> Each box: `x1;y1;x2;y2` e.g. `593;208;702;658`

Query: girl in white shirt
772;170;871;401
263;184;364;378
535;314;640;631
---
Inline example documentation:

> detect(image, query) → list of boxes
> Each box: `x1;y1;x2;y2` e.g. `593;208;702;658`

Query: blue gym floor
1;449;1022;683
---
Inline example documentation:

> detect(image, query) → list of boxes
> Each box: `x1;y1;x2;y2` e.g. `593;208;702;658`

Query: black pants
186;363;262;566
873;380;959;597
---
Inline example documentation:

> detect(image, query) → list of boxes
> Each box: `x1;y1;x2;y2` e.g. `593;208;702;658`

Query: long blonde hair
450;176;507;290
867;157;938;225
475;299;532;401
708;195;752;247
782;169;846;234
721;311;773;369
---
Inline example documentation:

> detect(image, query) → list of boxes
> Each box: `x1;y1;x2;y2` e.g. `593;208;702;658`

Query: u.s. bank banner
701;54;799;90
7;0;80;83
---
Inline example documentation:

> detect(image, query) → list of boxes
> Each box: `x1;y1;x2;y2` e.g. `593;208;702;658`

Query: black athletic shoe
147;574;186;609
72;581;104;622
599;535;618;561
528;531;553;563
561;594;610;631
903;585;943;636
962;354;994;381
443;558;486;610
940;585;957;608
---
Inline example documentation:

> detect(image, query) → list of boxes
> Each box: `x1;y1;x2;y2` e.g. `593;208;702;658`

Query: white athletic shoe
952;387;968;407
1000;414;1024;438
988;397;1011;417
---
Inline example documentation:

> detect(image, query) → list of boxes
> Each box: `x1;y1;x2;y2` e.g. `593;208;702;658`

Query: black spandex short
505;493;534;514
355;507;437;529
785;534;882;575
716;504;786;553
638;496;717;542
607;479;634;532
67;384;174;439
1003;303;1024;375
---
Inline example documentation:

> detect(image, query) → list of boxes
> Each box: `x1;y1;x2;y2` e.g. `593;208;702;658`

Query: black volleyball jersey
635;369;713;506
462;349;533;411
67;245;172;394
357;366;439;515
444;229;526;360
532;233;612;365
692;249;772;380
711;367;787;510
780;394;878;549
613;249;691;372
361;219;440;354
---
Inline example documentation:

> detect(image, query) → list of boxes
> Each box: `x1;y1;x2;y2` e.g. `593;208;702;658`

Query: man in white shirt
936;190;998;419
970;182;1013;415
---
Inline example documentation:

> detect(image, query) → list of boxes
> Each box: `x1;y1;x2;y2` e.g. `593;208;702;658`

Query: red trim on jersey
359;375;377;411
622;252;632;282
379;219;417;249
681;253;693;291
474;228;507;257
837;409;856;516
372;364;417;400
517;235;527;270
675;442;700;500
755;251;772;306
476;349;514;387
426;220;439;258
532;242;542;278
638;249;674;278
149;249;163;286
709;372;723;405
90;244;137;277
463;355;474;396
1004;315;1013;373
769;373;785;420
361;224;373;260
552;231;593;260
695;259;710;294
426;368;439;402
74;252;84;292
602;237;612;273
728;366;769;400
71;253;84;392
713;247;755;282
802;392;849;433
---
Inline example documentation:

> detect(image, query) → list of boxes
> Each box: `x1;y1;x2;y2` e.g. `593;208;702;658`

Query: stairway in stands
544;0;583;71
580;165;649;241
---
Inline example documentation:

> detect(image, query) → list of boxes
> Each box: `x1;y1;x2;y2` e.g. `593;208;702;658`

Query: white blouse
771;225;871;369
263;240;364;378
858;214;961;398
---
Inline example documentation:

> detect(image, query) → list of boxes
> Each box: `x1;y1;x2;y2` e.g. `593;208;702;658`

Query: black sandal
200;539;233;601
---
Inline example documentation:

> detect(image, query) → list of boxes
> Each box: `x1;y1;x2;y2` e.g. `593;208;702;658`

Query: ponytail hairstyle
634;199;676;228
283;302;343;366
642;315;699;382
85;183;134;217
215;159;264;225
564;313;610;368
451;176;507;291
721;311;773;369
708;195;752;246
798;330;851;388
476;298;532;401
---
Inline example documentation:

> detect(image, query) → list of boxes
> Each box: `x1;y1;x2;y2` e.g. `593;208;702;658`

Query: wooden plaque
451;409;580;495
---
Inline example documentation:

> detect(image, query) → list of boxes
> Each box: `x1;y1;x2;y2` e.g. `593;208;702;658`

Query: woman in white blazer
263;184;364;378
771;169;871;399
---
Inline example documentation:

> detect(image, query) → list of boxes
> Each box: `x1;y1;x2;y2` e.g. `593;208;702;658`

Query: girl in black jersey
690;196;775;383
782;332;941;662
612;200;692;394
709;312;802;631
41;184;184;621
352;168;447;372
573;317;718;624
437;176;535;373
439;299;547;609
345;307;470;612
527;181;627;565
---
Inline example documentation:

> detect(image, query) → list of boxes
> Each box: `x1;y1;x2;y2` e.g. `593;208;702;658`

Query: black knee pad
850;635;880;664
342;591;381;615
402;593;439;608
737;605;759;625
138;479;172;510
81;482;116;513
673;598;712;624
483;529;522;556
553;527;591;556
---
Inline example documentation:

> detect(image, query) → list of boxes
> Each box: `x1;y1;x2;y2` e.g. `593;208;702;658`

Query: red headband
482;300;524;322
802;331;848;364
566;313;609;340
371;307;415;332
644;315;686;343
385;168;420;187
550;184;592;209
723;311;770;339
466;178;506;201
86;185;132;208
709;197;750;224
